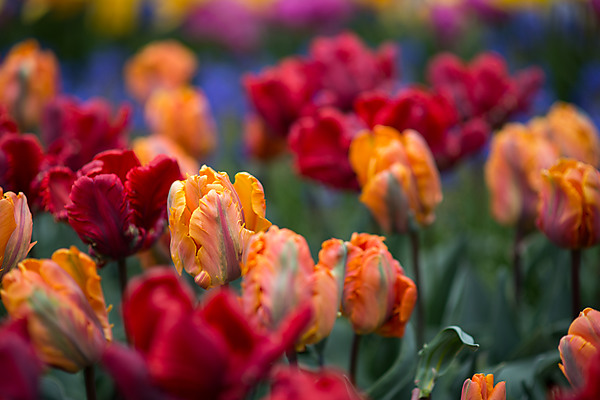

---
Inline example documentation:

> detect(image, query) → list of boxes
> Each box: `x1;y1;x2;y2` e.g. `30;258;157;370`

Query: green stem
118;258;127;297
409;230;424;348
84;366;96;400
513;225;525;305
349;333;361;385
571;249;581;320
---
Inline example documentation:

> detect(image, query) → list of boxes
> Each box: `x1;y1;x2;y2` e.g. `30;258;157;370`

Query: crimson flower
288;108;362;190
262;367;363;400
355;88;488;170
0;106;18;135
0;318;43;400
427;52;544;128
309;31;397;111
555;350;600;400
112;269;311;400
0;133;45;203
63;149;181;263
243;57;320;138
41;96;130;171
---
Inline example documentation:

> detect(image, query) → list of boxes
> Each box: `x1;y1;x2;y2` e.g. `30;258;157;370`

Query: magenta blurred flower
427;51;544;128
0;133;45;203
112;268;312;400
309;32;398;111
41;96;130;171
288;107;362;190
0;318;43;400
64;150;181;263
272;0;355;29
262;366;363;400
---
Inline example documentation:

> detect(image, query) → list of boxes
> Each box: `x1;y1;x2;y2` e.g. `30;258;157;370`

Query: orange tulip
485;123;559;228
133;134;199;176
0;247;112;372
0;39;60;129
0;189;35;280
461;374;506;400
537;159;600;249
124;40;197;102
532;102;600;167
341;233;416;337
168;166;271;289
145;87;217;160
349;126;442;233
241;227;347;349
559;308;600;388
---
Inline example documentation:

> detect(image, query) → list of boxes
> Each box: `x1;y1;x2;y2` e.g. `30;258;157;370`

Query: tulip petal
232;172;271;232
39;166;76;221
0;134;44;200
125;155;182;249
2;192;34;275
92;149;141;183
67;174;138;260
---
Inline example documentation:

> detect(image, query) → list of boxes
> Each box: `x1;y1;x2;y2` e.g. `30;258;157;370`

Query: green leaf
414;326;479;397
367;323;418;400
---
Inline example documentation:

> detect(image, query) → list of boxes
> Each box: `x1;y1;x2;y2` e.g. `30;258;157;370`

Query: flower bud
1;247;111;372
485;123;559;228
341;233;417;337
0;189;35;280
537;159;600;249
559;308;600;388
461;374;506;400
168;166;271;288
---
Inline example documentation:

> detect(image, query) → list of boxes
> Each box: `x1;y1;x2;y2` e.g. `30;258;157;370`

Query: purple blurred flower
272;0;354;29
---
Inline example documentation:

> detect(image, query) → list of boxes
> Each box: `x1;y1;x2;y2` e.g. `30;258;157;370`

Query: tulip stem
513;225;525;305
84;366;97;400
349;333;361;385
409;230;425;348
571;249;582;320
118;258;127;297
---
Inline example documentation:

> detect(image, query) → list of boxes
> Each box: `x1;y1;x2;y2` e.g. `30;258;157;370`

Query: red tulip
556;350;600;400
262;367;363;400
66;149;181;263
0;318;43;400
119;269;311;400
41;96;130;172
288;108;362;190
308;31;397;111
0;133;45;203
244;57;320;138
0;106;18;135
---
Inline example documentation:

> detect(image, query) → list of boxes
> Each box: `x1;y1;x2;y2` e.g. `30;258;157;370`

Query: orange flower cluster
349;126;443;234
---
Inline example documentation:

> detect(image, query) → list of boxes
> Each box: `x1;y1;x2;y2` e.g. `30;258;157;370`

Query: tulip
243;114;288;161
124;40;197;102
349;126;443;234
132;134;199;177
559;308;600;389
0;39;60;129
0;189;35;280
1;247;112;372
485;123;559;229
145;87;217;160
117;269;311;400
241;227;345;348
531;102;600;167
555;350;600;400
308;31;397;111
243;57;320;138
65;150;181;263
41;96;131;172
0;133;45;202
0;318;43;400
461;373;506;400
537;159;600;249
341;233;417;337
0;105;18;135
262;367;363;400
168;165;271;288
288;108;361;190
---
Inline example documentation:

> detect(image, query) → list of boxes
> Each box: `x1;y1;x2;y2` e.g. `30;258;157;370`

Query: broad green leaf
414;326;479;397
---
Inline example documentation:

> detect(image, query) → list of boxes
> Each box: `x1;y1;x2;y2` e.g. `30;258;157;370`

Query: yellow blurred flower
145;87;217;160
0;189;35;281
349;126;442;233
0;39;60;129
1;247;112;372
168;165;271;288
124;40;197;102
485;122;559;228
537;158;600;249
